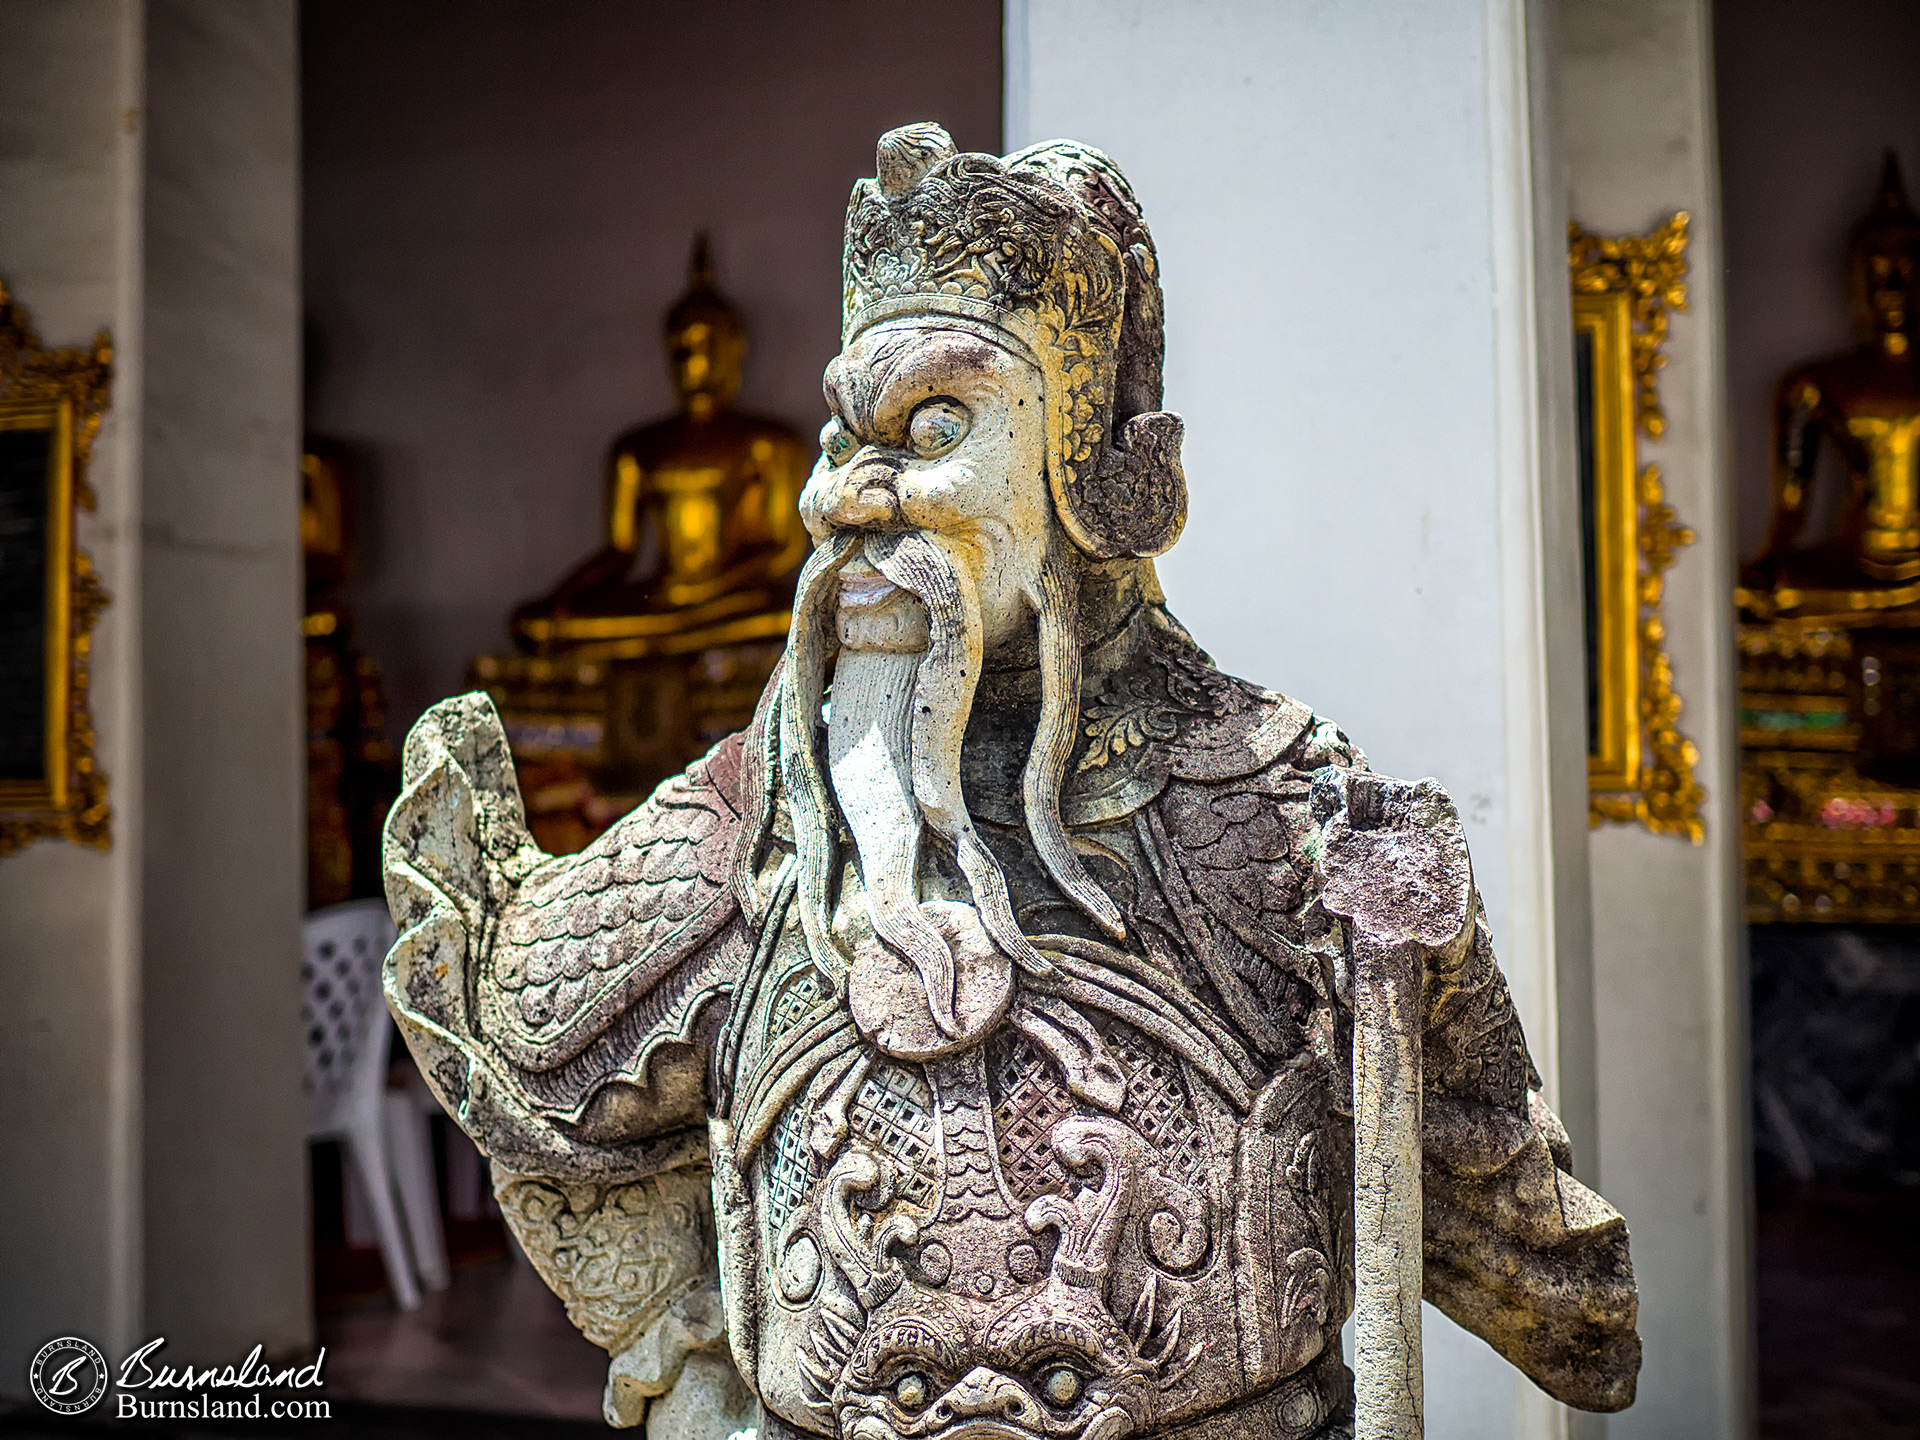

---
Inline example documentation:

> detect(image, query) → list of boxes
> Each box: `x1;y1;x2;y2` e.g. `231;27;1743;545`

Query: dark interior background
301;0;1003;730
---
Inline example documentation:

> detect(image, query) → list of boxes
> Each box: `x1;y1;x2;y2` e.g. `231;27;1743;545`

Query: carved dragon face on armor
832;1281;1167;1440
806;1115;1203;1440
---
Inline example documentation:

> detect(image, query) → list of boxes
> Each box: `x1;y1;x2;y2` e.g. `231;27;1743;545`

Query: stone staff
1315;770;1478;1440
1349;925;1425;1440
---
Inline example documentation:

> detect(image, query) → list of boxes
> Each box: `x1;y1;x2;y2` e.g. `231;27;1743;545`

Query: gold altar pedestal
1739;619;1920;921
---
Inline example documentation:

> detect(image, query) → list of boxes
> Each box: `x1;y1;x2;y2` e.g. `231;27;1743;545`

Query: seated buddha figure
1743;154;1920;614
512;238;808;652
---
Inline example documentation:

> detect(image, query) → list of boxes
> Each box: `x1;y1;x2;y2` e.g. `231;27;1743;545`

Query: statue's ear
1066;411;1187;559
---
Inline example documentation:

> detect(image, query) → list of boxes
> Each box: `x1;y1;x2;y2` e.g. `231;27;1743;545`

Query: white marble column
0;0;148;1372
139;0;307;1362
0;0;307;1385
1561;3;1752;1437
1007;2;1594;1437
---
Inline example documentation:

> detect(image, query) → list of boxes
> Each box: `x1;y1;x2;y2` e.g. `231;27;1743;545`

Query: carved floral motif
494;1164;717;1356
1078;643;1257;773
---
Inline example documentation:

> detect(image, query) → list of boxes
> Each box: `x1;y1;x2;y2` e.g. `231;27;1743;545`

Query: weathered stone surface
384;123;1639;1439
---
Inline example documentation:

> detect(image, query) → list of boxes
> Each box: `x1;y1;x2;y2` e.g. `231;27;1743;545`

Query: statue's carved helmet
841;123;1186;559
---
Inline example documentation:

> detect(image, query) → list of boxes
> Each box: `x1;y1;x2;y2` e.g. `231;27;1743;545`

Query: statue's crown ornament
843;124;1187;559
1852;149;1920;260
1865;150;1920;232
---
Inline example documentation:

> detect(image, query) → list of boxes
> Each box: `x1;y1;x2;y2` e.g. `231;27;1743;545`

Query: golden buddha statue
474;238;807;853
1742;153;1920;613
1739;154;1920;923
511;237;807;653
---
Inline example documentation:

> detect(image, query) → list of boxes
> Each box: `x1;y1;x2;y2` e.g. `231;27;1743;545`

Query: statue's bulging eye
1036;1365;1083;1409
820;419;855;464
908;400;969;457
892;1371;931;1411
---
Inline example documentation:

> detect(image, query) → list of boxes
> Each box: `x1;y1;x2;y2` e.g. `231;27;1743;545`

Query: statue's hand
1309;768;1474;962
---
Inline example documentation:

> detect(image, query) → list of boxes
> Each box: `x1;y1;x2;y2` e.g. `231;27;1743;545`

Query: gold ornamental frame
0;279;113;856
1570;213;1704;842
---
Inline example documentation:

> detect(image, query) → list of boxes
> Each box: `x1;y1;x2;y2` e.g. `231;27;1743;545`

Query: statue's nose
803;455;902;533
934;1367;1032;1423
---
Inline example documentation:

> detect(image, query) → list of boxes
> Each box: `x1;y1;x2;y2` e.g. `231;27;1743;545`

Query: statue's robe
383;602;1638;1438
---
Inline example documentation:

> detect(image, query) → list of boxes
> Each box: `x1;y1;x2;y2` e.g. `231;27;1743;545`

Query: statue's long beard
779;528;1120;1039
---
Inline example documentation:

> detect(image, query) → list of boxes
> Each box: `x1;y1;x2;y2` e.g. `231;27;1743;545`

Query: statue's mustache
836;566;899;608
833;539;933;654
840;522;1123;944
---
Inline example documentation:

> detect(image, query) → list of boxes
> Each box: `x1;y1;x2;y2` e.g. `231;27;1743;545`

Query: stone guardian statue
384;125;1640;1440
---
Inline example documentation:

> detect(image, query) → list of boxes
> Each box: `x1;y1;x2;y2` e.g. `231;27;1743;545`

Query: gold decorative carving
0;279;113;857
1571;214;1704;842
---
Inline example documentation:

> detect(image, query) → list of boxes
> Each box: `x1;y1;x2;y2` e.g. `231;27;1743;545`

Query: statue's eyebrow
863;1315;967;1375
821;357;862;432
859;334;942;439
828;329;998;445
867;335;996;434
998;1315;1105;1366
822;337;914;443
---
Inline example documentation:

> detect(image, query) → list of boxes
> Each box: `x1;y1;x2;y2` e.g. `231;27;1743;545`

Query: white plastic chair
387;1070;452;1291
302;899;448;1307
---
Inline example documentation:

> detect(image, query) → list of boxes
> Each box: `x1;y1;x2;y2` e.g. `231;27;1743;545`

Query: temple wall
139;0;308;1361
300;0;1004;731
1009;2;1594;1436
1559;3;1751;1439
0;0;148;1372
0;0;307;1387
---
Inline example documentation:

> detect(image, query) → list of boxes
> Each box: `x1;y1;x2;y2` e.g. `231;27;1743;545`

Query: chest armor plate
715;888;1351;1440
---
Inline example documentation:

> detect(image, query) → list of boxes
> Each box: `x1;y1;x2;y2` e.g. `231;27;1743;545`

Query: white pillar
1007;3;1593;1437
1561;3;1752;1437
0;0;148;1370
139;0;308;1361
0;0;308;1384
